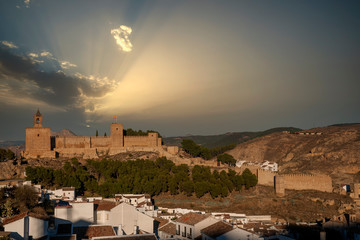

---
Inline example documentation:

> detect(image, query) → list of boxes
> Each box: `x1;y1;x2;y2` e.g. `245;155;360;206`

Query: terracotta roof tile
94;201;117;211
158;222;176;235
3;212;28;225
201;221;233;238
73;225;115;240
92;234;156;240
3;212;48;225
176;212;208;225
154;217;169;228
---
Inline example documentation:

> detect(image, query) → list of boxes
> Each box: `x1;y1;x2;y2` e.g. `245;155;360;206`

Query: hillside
163;127;301;148
227;124;360;184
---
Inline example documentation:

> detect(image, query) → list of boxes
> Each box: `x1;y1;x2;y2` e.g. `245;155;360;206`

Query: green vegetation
0;185;39;217
124;128;162;138
217;153;236;166
0;148;15;161
181;139;235;160
25;157;257;198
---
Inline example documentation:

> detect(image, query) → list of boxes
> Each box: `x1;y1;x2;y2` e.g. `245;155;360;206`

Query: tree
104;132;107;137
194;182;209;198
182;180;194;196
96;130;99;137
242;168;258;189
14;186;38;212
217;154;236;166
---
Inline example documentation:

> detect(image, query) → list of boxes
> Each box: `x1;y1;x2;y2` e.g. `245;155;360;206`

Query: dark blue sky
0;0;360;140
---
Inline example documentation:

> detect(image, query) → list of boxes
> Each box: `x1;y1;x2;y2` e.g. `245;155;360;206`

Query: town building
175;212;219;240
3;212;49;240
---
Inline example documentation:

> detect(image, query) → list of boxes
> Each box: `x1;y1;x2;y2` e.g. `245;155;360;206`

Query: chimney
24;215;29;240
118;225;123;235
320;231;326;240
133;225;138;234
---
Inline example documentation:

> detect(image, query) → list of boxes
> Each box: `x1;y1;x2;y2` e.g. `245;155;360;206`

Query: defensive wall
23;110;178;159
275;174;333;196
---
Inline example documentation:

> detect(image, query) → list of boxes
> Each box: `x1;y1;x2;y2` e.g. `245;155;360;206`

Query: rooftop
176;212;209;225
73;225;116;240
158;222;176;235
201;221;233;238
94;200;117;211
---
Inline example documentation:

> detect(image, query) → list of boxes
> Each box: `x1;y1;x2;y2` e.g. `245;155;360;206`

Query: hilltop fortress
23;110;178;159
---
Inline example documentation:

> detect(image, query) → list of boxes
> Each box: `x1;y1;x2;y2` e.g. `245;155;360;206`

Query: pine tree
96;130;98;137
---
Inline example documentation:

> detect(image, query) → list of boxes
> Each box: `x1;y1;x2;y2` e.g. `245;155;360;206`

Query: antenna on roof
113;116;117;124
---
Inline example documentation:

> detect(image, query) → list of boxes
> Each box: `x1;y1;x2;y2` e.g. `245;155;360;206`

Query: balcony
181;232;186;237
187;233;192;239
176;230;180;235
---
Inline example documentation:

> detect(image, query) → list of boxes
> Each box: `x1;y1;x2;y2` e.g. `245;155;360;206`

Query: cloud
110;25;133;52
60;60;77;69
1;41;18;49
0;45;117;113
40;51;53;57
28;53;39;58
24;0;30;8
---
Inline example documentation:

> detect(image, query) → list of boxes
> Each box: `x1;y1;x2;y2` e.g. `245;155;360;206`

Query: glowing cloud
28;53;39;58
24;0;30;8
110;25;133;52
40;51;53;57
60;60;77;69
1;41;18;49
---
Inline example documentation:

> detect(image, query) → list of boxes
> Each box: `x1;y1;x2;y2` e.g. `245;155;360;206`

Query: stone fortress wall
256;168;333;196
275;174;332;196
24;110;178;159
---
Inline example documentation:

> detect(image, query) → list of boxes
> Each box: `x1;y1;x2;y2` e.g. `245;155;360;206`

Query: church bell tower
34;109;43;128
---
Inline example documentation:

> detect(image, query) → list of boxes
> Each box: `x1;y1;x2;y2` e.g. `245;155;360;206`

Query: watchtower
25;109;52;158
111;123;124;148
34;109;43;128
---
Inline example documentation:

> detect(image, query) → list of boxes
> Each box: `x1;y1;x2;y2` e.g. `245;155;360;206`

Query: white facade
96;202;155;235
4;215;48;240
48;187;76;200
260;161;278;172
115;194;154;211
55;202;95;226
216;228;263;240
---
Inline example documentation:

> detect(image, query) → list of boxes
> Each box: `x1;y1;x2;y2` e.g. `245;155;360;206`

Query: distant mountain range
163;127;302;148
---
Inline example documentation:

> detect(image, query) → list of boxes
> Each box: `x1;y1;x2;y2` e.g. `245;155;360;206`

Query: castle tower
111;123;124;148
24;110;53;158
34;109;43;128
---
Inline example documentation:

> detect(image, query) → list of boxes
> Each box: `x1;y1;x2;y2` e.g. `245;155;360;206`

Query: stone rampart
257;169;276;187
275;174;332;196
90;137;112;148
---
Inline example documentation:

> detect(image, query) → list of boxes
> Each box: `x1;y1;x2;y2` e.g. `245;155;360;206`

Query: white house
175;212;219;240
158;222;176;239
95;201;155;235
216;228;264;240
115;194;154;211
47;187;76;201
55;202;95;227
3;212;48;240
236;160;247;168
260;161;278;172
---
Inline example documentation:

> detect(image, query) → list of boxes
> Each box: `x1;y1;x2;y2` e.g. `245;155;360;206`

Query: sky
0;0;360;141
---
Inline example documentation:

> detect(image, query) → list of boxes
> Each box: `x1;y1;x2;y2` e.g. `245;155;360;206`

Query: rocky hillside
51;129;77;136
163;127;301;148
227;124;360;184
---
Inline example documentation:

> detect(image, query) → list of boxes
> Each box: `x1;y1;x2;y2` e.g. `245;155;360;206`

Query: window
36;118;40;123
37;134;40;137
106;214;109;220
